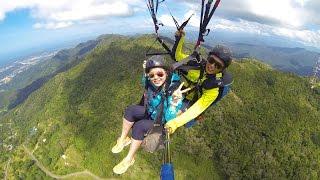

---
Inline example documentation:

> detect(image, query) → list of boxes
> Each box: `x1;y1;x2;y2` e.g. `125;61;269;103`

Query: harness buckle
196;57;202;63
191;57;199;63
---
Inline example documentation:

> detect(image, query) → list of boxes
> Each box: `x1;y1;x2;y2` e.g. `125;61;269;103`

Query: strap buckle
154;123;161;127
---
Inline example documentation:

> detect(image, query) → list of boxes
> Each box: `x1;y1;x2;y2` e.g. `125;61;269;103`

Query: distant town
0;51;57;88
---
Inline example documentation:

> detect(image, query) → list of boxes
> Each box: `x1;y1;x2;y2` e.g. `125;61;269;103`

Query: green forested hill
0;35;319;179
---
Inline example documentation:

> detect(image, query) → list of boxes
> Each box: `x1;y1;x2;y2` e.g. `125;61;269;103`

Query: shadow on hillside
8;40;100;110
7;60;80;110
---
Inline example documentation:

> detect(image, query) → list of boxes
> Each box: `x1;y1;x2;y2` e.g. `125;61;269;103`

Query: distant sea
0;35;97;68
0;55;15;68
0;47;61;68
0;50;39;68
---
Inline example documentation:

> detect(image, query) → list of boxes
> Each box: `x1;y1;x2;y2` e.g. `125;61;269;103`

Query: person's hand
171;82;191;105
165;120;179;134
143;60;147;70
175;30;185;37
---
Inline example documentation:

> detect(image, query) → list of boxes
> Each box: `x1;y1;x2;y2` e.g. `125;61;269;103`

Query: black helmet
208;45;232;68
145;55;167;73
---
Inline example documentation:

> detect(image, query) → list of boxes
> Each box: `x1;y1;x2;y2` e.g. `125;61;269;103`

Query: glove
143;60;147;76
175;30;185;37
143;60;147;70
165;120;180;134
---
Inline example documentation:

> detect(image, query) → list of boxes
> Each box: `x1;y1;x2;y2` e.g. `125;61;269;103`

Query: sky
0;0;320;63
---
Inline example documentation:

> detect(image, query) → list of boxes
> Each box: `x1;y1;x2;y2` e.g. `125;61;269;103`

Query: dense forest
0;35;319;179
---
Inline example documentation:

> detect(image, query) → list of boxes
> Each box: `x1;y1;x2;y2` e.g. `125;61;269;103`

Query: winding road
4;158;11;180
23;145;117;180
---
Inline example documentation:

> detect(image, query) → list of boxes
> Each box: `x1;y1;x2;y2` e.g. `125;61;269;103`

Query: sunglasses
207;56;224;69
148;71;165;79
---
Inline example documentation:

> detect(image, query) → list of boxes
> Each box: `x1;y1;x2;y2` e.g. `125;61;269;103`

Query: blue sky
0;0;320;64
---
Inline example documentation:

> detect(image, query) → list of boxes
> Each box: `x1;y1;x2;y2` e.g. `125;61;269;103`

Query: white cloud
33;22;74;29
1;0;319;48
0;0;143;29
211;18;271;36
172;0;320;48
209;17;320;48
180;10;270;35
184;10;199;27
0;13;4;21
158;9;200;29
158;14;176;28
32;1;133;22
272;27;320;47
248;0;303;28
179;0;319;28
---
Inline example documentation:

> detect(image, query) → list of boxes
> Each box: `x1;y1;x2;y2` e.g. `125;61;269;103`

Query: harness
182;68;233;107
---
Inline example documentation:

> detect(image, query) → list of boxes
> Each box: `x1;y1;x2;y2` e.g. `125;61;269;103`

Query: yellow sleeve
169;87;219;127
174;35;189;61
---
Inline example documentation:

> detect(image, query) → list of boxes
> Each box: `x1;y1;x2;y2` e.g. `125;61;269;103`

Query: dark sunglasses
148;71;165;79
207;56;224;69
